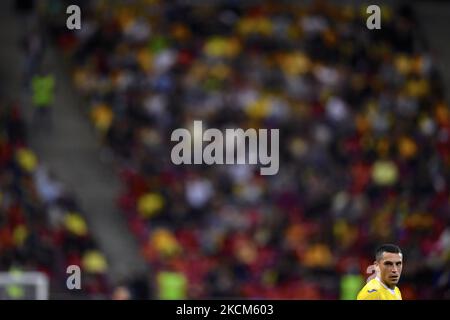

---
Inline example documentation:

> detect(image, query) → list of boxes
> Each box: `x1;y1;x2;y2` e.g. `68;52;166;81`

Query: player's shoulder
363;278;383;291
357;278;382;300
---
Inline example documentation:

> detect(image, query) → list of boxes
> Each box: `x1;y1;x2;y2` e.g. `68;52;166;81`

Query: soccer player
357;244;403;300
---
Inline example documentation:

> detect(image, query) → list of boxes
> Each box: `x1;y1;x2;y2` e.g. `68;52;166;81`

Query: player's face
377;252;403;289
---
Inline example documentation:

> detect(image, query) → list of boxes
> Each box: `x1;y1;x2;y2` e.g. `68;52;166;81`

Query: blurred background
0;0;449;299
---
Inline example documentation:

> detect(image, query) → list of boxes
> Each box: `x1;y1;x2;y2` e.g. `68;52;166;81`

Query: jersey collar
375;277;396;295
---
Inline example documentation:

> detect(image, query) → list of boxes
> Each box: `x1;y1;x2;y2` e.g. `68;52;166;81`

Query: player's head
374;244;403;289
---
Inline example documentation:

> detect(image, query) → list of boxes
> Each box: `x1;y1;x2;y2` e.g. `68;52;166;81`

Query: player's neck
376;277;395;290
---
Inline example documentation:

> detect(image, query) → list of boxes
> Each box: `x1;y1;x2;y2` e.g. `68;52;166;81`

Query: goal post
0;271;49;300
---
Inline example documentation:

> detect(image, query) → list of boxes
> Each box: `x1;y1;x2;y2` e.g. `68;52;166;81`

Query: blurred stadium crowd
2;0;449;299
0;103;110;298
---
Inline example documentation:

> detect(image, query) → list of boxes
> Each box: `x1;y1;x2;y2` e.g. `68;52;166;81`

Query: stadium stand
0;101;110;298
7;0;450;299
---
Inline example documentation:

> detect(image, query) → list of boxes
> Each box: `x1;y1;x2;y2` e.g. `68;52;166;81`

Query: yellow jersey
357;278;402;300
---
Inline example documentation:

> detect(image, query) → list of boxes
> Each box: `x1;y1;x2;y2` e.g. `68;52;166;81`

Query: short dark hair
375;244;402;261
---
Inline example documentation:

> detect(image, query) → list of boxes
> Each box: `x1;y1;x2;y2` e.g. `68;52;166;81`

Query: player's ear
366;264;377;282
375;263;380;276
